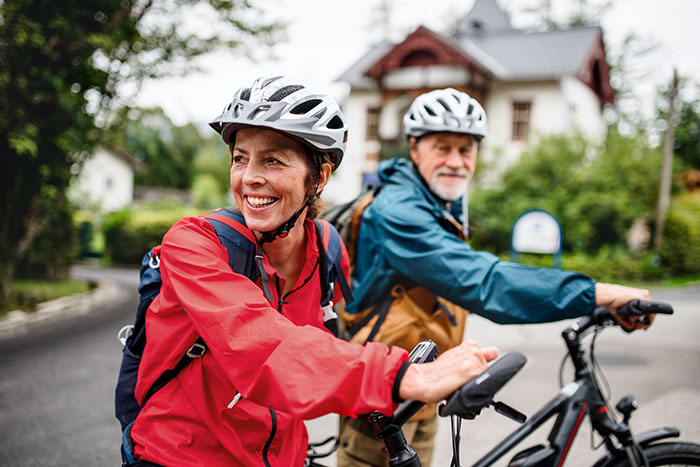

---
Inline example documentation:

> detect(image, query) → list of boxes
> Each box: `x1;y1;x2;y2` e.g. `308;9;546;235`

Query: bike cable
590;327;616;422
450;414;462;467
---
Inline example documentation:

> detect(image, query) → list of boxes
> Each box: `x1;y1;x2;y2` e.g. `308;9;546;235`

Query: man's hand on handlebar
398;340;499;404
595;282;654;331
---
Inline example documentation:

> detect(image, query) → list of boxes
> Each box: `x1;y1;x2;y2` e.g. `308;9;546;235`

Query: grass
631;275;700;289
2;279;94;316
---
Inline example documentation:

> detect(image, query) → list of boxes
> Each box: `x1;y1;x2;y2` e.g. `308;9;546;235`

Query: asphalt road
308;285;700;466
0;264;698;466
0;264;139;466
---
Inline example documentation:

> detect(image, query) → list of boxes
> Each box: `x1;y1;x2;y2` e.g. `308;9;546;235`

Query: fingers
398;340;498;403
481;345;499;362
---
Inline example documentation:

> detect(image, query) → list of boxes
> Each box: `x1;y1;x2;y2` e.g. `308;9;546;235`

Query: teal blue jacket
345;157;596;324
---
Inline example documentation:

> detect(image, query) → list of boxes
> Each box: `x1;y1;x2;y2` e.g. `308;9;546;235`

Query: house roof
454;0;514;36
337;42;393;90
463;26;603;80
337;0;611;99
101;144;145;171
365;26;480;79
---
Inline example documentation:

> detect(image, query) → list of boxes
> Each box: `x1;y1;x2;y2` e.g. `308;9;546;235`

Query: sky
134;0;700;127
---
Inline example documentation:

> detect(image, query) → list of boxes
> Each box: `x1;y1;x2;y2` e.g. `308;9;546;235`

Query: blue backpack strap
202;207;258;280
140;210;259;413
314;219;354;307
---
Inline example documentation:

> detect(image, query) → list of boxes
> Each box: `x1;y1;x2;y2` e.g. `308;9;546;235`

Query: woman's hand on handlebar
595;282;654;331
398;340;499;404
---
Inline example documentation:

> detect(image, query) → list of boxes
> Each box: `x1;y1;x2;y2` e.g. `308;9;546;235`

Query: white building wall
69;147;134;212
485;79;565;169
559;76;607;141
483;77;605;176
324;92;381;204
333;74;608;198
382;65;470;90
378;94;413;141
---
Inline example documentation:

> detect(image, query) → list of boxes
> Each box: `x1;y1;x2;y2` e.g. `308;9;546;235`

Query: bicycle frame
472;368;607;466
469;314;680;467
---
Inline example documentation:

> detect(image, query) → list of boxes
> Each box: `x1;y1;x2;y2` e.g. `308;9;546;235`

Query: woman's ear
317;162;333;193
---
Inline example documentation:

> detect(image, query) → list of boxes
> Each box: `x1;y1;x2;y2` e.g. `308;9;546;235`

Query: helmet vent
424;106;437;117
268;85;304;102
327;115;345;129
436;98;451;112
290;99;322;115
240;88;251;101
248;104;271;120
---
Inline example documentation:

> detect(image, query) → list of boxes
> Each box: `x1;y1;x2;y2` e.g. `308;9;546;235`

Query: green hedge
504;247;662;283
16;200;77;280
659;192;700;275
103;206;200;265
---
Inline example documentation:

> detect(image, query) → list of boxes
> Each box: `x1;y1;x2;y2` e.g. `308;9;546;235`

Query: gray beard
429;175;468;201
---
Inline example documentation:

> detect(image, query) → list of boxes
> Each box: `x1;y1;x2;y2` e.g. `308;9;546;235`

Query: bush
659;192;700;275
470;130;661;256
191;173;228;210
504;247;663;283
103;206;200;265
16;200;78;280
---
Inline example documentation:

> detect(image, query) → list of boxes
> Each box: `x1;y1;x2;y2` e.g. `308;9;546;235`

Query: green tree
470;130;660;256
673;89;700;171
192;133;232;205
513;0;612;30
0;0;281;307
109;107;202;189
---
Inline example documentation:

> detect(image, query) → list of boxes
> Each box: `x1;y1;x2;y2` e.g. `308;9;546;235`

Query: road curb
0;279;126;340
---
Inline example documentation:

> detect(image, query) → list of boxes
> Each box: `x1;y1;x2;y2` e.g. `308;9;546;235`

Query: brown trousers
336;414;438;467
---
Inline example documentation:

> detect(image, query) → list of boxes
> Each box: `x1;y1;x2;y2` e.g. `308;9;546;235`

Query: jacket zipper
275;276;284;313
274;258;321;315
262;408;276;467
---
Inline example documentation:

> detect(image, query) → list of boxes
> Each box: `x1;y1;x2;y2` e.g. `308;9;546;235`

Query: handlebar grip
439;351;527;418
618;300;674;316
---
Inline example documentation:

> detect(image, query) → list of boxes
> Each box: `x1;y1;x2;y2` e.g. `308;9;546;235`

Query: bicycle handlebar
569;299;674;338
618;299;674;317
438;351;527;419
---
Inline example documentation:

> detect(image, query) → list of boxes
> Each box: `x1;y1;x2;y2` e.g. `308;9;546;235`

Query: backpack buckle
148;254;160;269
117;325;134;346
186;342;206;359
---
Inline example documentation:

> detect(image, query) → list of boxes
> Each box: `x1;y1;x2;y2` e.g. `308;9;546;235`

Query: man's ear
409;137;420;164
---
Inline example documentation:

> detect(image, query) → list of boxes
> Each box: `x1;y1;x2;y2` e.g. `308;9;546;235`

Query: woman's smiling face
230;127;311;234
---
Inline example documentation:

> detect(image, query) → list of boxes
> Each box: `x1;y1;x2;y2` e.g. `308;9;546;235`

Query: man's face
410;132;478;201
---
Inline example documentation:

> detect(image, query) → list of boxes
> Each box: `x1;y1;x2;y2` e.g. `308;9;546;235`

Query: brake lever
441;399;527;423
492;400;527;424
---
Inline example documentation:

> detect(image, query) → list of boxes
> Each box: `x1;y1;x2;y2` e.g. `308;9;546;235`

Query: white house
325;0;614;203
69;145;142;212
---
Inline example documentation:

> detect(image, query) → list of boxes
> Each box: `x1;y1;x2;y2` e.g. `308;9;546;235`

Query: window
366;107;380;141
512;102;531;141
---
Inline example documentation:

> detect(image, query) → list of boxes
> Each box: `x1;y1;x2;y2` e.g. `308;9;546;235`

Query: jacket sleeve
159;216;408;420
369;188;596;324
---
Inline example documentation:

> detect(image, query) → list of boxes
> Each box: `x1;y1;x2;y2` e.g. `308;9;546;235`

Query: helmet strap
254;184;320;301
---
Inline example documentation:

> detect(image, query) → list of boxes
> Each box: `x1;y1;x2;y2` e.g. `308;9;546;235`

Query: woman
128;76;498;466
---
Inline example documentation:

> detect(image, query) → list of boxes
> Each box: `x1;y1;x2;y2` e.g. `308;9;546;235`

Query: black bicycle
307;300;700;466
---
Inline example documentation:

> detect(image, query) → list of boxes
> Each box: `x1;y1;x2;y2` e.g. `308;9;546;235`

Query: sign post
510;209;563;268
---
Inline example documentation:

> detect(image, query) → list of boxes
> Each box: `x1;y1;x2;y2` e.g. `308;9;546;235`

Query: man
336;88;652;466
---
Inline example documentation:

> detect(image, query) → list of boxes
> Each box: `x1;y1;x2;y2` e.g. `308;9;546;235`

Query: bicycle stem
370;412;422;467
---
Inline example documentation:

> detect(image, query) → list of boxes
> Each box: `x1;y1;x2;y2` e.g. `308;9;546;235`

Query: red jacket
130;216;408;466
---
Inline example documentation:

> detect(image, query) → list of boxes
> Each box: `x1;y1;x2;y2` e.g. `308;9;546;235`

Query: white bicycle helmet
209;76;348;171
403;88;487;140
